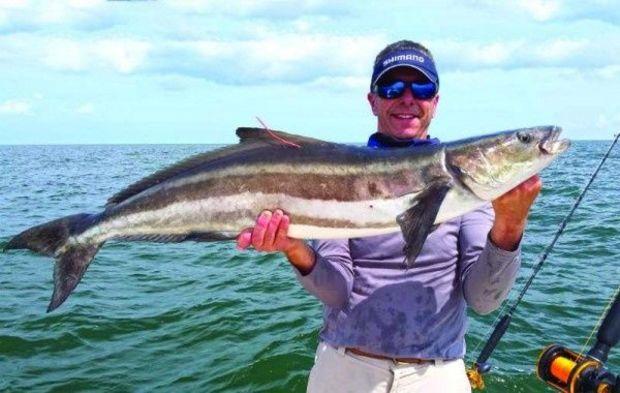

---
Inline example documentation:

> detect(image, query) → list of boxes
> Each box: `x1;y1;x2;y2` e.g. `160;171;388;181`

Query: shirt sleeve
293;238;354;310
459;204;521;315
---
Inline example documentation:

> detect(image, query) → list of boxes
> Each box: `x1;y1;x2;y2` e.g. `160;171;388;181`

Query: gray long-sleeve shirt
295;204;520;360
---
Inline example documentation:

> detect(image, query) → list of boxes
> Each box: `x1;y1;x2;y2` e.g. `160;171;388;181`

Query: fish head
446;125;570;201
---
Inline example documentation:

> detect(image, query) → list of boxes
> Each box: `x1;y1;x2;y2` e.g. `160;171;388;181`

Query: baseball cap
370;48;439;90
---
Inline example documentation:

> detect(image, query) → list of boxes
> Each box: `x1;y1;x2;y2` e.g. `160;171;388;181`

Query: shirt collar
367;132;440;148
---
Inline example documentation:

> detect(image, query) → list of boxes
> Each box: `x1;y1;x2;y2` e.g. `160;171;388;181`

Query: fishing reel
537;345;618;393
537;289;620;393
468;288;620;392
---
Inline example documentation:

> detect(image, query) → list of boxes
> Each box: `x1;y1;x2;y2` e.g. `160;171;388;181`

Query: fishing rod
467;133;620;390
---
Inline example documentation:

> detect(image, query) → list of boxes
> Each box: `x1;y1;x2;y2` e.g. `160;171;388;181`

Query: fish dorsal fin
105;127;327;208
236;127;331;147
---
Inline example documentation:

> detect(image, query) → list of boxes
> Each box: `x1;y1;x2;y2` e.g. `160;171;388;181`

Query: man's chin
388;129;427;140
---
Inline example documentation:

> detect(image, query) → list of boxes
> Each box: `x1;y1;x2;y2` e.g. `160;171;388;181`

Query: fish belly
434;185;486;224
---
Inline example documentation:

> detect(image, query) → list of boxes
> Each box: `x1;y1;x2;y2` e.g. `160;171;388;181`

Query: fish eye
517;132;532;144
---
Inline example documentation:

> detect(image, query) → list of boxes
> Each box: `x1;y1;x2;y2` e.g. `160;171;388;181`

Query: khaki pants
307;342;472;393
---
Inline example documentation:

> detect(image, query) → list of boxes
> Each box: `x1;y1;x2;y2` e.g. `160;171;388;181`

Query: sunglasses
373;80;438;100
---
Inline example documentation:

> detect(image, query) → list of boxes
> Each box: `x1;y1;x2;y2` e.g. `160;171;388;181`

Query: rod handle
588;290;620;363
476;314;512;369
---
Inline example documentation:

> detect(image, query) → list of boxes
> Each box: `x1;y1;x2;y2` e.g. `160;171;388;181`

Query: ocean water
0;141;618;392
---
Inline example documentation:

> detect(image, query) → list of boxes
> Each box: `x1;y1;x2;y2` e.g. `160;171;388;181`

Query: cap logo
382;53;425;66
370;47;439;90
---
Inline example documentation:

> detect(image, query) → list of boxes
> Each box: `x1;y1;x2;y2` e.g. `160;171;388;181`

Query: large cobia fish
5;125;569;312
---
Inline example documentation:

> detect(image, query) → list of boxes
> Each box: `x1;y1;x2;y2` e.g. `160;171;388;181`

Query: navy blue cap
370;48;439;90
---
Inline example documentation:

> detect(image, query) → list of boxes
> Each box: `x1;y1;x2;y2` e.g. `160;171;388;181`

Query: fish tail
47;242;103;312
4;213;103;312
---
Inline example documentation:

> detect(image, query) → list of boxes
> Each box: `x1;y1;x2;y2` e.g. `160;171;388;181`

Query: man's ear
367;92;378;116
430;94;440;119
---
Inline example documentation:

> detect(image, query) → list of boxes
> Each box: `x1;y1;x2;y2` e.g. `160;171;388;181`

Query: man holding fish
6;39;562;392
237;40;542;392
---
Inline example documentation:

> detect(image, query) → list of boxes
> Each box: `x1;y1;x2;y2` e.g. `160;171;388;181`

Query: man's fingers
526;175;542;192
514;175;542;200
275;214;291;245
236;229;252;250
251;210;271;249
237;210;293;253
501;175;541;199
263;209;282;247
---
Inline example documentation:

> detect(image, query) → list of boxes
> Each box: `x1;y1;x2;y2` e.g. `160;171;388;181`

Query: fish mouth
540;126;570;155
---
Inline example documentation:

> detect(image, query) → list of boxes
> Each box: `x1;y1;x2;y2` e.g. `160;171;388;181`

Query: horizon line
0;137;611;147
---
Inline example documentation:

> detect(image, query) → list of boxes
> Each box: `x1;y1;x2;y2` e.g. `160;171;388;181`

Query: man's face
367;67;440;140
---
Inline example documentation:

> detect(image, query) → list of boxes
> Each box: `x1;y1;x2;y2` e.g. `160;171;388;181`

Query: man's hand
490;175;542;251
236;209;316;274
237;209;301;253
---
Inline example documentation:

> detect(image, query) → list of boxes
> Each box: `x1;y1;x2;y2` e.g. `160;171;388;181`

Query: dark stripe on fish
107;170;428;218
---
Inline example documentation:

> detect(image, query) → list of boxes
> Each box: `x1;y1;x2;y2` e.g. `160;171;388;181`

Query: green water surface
1;141;618;392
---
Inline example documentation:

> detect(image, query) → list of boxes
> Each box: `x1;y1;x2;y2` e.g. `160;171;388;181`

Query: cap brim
373;64;438;87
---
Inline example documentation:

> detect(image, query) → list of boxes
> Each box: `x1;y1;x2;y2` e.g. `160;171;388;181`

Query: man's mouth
392;114;418;120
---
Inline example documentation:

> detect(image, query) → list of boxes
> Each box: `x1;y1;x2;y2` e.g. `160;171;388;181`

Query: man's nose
400;85;416;105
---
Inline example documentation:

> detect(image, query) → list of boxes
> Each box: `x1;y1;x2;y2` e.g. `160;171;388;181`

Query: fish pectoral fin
396;179;453;267
48;243;103;312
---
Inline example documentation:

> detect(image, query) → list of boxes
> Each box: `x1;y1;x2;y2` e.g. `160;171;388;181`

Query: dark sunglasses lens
377;80;437;99
411;82;437;99
377;81;406;99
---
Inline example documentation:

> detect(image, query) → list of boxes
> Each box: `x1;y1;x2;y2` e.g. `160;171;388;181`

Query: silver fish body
5;125;570;312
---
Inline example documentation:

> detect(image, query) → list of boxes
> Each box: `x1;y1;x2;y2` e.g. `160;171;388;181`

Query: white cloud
547;0;620;24
0;0;115;33
594;112;620;134
4;32;383;84
0;99;31;114
467;0;561;21
0;0;30;9
596;65;620;79
534;39;587;62
1;1;619;89
433;38;617;71
473;42;522;65
292;19;312;33
67;0;103;8
469;0;620;24
42;37;151;73
43;39;87;71
76;102;94;114
150;33;385;84
164;0;348;19
97;39;151;73
5;31;620;85
433;40;522;69
517;0;561;21
3;22;620;87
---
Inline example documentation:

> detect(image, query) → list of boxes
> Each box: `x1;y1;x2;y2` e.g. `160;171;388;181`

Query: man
237;40;541;392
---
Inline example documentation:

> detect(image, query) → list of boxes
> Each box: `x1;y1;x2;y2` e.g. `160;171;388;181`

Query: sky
1;0;619;144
